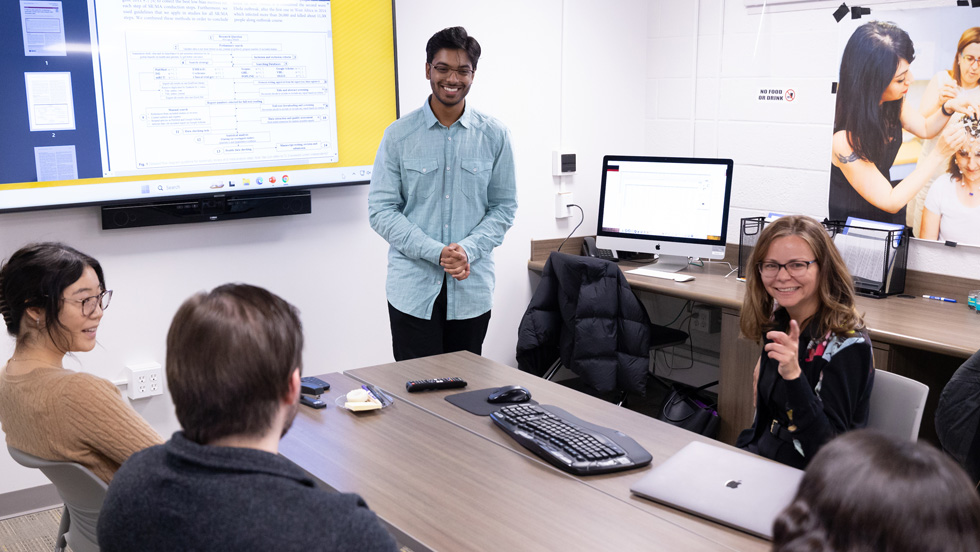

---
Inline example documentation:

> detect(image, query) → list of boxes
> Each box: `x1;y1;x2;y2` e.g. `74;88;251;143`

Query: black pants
388;278;491;361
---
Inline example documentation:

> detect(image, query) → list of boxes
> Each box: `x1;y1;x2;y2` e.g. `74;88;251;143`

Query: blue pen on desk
922;295;957;303
361;385;380;402
362;384;392;406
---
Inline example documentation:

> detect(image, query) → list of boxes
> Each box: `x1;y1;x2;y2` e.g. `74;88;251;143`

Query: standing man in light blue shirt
368;26;517;361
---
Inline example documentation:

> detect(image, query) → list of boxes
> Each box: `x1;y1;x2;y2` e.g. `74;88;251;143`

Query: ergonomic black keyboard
490;404;652;475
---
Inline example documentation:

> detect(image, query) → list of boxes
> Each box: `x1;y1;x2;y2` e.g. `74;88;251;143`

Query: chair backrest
866;370;929;442
7;446;107;552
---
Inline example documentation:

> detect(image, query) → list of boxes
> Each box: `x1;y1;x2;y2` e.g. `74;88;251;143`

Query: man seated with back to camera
98;284;398;551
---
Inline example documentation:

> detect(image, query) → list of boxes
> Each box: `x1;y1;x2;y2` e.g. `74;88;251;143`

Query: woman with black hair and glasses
829;20;977;225
0;243;161;483
736;216;874;469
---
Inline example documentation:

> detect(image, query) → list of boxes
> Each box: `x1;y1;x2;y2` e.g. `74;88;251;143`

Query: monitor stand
637;254;690;273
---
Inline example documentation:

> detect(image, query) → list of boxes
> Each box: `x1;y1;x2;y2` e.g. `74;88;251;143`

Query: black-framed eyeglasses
757;260;817;277
429;63;474;79
63;290;113;316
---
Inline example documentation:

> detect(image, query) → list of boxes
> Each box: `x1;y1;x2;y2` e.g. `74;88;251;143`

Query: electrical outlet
691;305;721;334
555;192;573;218
127;362;163;400
691;308;708;333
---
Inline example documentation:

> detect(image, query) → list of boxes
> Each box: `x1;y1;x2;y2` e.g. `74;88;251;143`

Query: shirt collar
166;431;314;486
422;96;474;129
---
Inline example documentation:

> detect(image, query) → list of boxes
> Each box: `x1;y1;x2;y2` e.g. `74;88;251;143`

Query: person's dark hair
0;243;105;351
773;430;980;552
425;26;481;70
740;215;863;342
166;284;303;445
834;21;914;164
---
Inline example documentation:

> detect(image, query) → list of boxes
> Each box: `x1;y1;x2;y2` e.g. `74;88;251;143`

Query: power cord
701;259;739;278
556;203;584;254
656;302;696;376
660;312;696;373
660;300;693;327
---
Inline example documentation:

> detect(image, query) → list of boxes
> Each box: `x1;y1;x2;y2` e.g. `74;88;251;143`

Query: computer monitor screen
596;155;733;272
0;0;396;220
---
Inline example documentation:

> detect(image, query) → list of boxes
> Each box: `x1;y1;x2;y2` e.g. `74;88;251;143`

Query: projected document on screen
97;2;338;177
20;0;67;56
0;0;398;213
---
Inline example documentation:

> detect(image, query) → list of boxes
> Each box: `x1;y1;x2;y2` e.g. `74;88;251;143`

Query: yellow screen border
0;0;397;194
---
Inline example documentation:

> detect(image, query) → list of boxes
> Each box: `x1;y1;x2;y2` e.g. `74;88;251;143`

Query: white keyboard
626;268;695;282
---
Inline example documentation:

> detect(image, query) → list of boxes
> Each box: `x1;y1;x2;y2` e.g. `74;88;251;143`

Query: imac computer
596;155;734;273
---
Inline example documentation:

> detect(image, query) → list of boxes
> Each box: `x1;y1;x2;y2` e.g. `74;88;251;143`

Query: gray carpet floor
0;507;63;552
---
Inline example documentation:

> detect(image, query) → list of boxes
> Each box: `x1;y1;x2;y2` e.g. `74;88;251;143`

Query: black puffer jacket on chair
516;252;651;395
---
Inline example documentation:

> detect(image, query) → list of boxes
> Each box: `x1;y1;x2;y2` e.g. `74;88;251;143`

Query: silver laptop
629;441;804;539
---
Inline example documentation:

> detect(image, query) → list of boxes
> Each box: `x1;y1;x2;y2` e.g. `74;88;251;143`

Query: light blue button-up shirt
368;98;517;320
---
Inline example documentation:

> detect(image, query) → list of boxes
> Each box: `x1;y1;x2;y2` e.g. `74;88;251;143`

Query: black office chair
539;322;690;407
518;252;685;407
648;324;690;374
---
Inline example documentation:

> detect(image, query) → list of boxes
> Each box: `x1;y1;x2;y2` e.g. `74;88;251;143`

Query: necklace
959;180;978;197
7;358;64;369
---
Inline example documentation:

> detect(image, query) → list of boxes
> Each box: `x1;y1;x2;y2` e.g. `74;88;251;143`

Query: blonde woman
736;216;874;469
911;27;980;235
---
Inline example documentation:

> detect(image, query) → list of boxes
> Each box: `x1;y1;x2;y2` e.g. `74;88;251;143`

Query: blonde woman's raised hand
765;319;803;381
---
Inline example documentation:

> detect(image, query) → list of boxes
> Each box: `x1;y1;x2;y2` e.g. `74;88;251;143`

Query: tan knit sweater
0;364;164;483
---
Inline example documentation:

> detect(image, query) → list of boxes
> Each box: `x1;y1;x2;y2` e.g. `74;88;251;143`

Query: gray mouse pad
445;387;538;416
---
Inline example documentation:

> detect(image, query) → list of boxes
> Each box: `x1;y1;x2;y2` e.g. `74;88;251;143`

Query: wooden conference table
528;238;980;444
278;352;771;552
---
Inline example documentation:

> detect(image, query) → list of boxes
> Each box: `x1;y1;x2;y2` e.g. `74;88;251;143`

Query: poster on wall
828;7;980;247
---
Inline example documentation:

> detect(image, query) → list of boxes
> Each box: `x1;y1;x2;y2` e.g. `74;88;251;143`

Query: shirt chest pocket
459;158;493;201
402;158;439;199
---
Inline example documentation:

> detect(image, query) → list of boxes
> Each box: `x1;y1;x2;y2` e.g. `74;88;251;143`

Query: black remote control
301;377;330;395
300;395;326;409
405;377;467;392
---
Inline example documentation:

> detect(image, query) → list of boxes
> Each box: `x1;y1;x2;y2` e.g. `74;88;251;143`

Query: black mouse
487;385;531;403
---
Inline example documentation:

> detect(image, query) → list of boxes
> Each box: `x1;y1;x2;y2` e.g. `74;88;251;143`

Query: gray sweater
98;431;398;551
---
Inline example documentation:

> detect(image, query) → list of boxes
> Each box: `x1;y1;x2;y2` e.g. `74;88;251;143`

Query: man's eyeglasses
962;54;980;69
757;260;817;278
64;290;113;316
429;64;473;79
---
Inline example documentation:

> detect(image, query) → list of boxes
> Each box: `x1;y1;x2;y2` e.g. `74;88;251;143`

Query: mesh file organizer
738;217;908;298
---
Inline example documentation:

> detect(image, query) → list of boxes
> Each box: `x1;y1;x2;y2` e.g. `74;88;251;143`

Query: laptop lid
629;441;804;539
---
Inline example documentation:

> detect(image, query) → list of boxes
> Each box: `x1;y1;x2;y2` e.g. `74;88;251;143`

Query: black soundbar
101;189;311;229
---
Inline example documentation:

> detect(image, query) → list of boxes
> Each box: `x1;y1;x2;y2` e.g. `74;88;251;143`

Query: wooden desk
279;370;741;552
528;239;980;444
346;351;769;552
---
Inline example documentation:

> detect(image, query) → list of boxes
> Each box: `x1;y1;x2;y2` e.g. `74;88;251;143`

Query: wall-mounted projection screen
0;0;397;214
